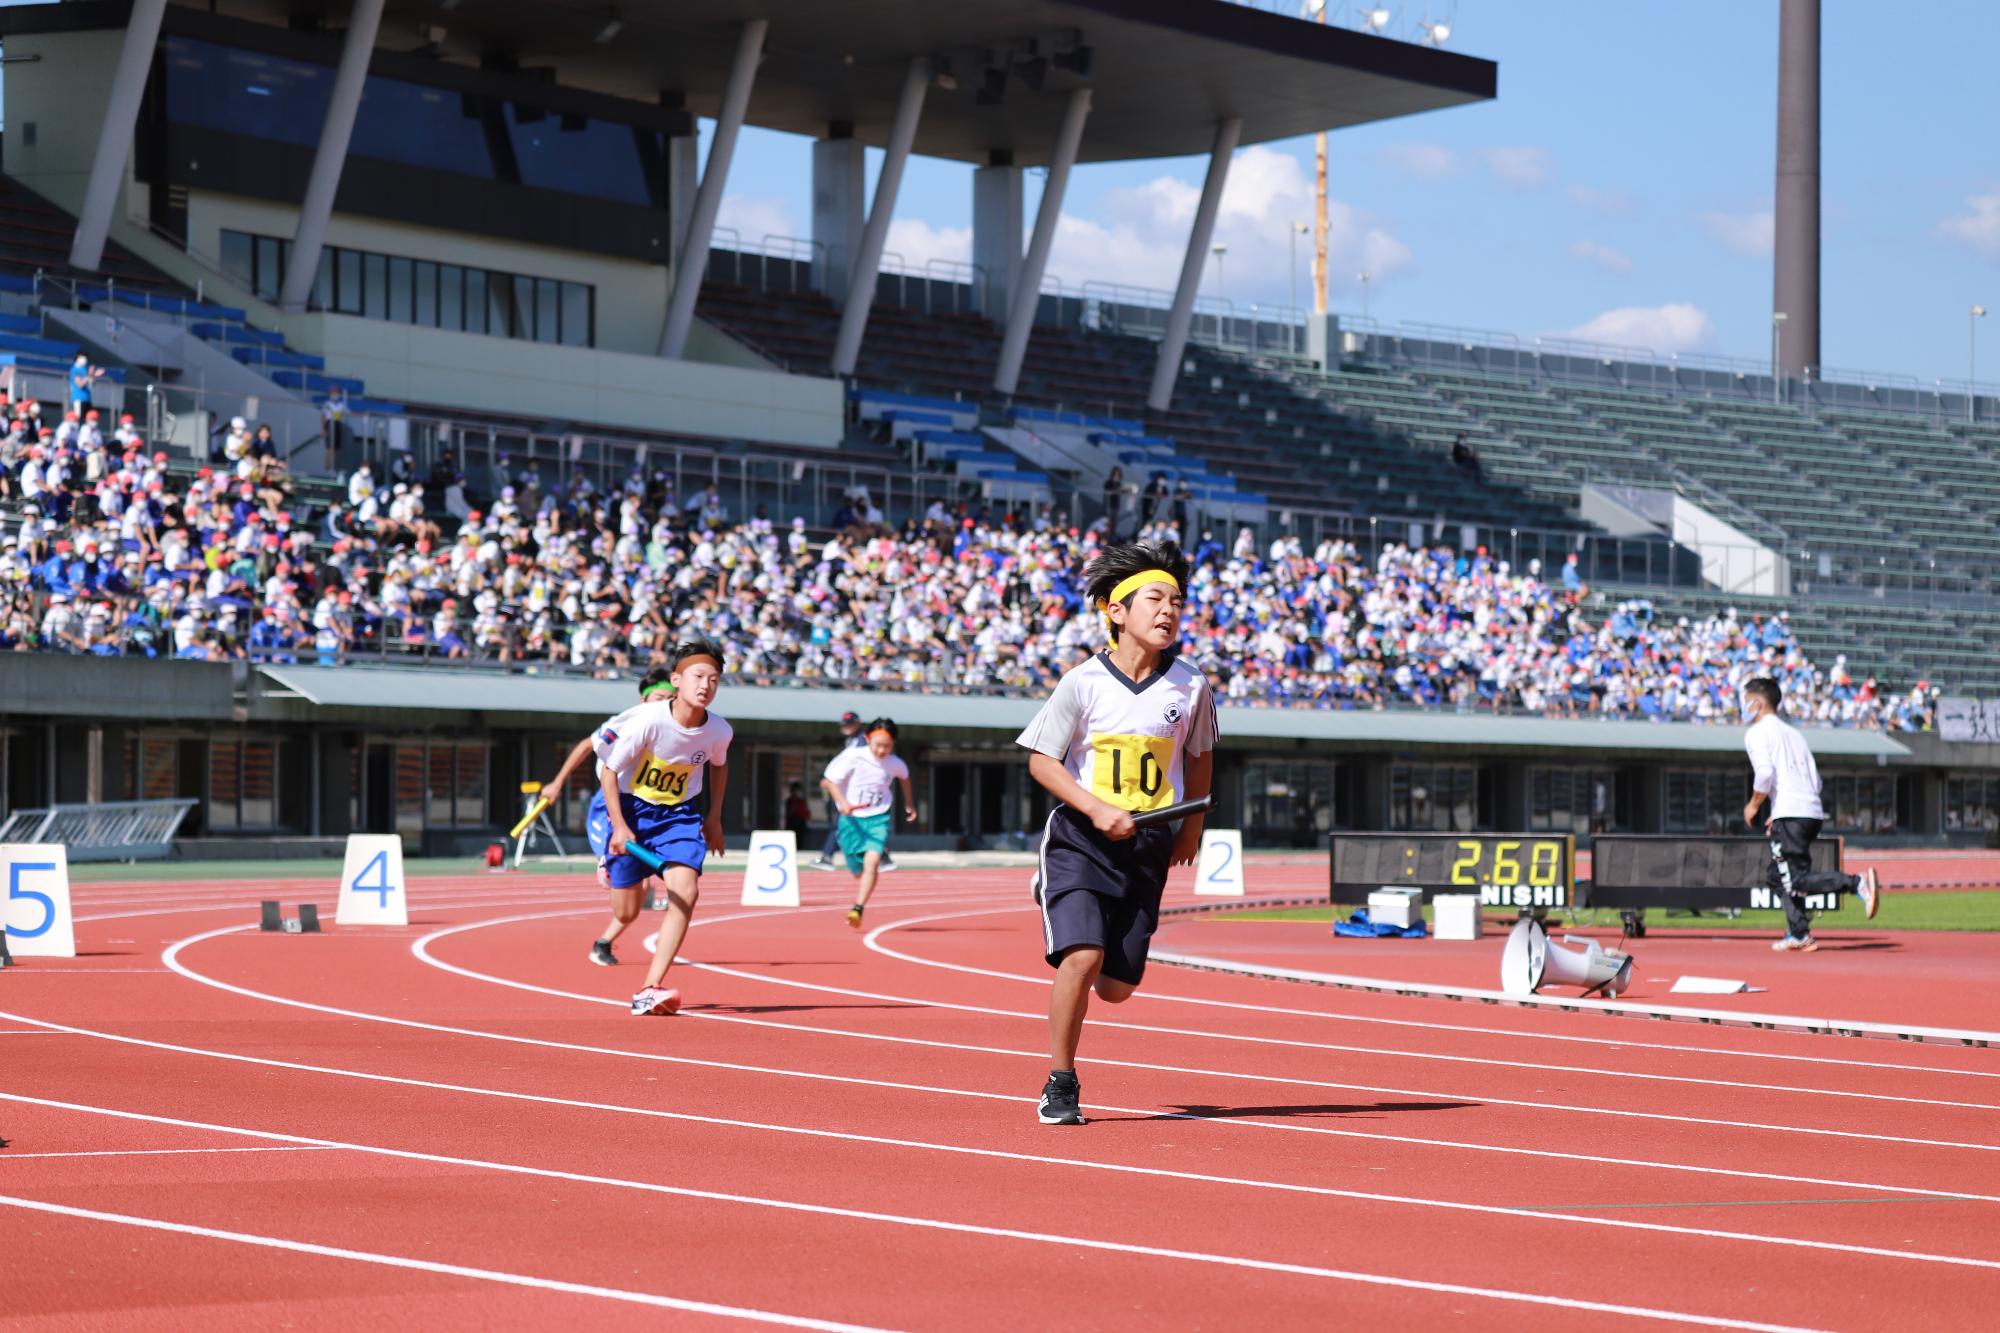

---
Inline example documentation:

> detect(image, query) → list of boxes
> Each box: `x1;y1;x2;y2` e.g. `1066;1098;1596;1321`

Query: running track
3;868;1996;1330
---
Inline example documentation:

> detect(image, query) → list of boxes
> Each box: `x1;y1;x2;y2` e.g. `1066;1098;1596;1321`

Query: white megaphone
1500;917;1633;998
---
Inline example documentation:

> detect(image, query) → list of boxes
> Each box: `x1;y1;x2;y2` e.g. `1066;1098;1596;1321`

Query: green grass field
1226;891;2000;932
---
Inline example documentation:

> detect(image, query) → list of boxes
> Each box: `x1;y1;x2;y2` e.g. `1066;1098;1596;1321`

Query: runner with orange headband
595;636;734;1017
1016;539;1216;1126
820;717;917;928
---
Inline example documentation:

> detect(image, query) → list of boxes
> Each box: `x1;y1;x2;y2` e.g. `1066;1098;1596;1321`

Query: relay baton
621;841;669;873
508;797;552;840
1129;794;1213;829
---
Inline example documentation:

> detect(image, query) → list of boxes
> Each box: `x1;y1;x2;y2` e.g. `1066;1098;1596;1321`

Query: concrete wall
281;312;844;448
1;30;127;219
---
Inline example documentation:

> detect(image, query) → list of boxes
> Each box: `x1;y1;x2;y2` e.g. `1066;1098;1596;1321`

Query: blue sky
708;1;2000;386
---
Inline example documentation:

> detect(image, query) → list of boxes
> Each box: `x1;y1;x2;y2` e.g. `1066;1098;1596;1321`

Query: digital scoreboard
1584;835;1846;912
1329;834;1575;909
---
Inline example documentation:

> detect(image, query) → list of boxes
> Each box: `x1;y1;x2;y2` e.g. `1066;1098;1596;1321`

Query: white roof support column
67;0;168;272
1146;117;1240;414
659;19;767;359
829;57;931;379
278;0;386;313
994;88;1090;398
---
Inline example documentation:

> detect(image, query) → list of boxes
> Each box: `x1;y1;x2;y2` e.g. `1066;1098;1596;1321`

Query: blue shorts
588;791;706;890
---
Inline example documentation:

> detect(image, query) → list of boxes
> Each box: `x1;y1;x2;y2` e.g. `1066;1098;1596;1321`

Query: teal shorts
836;810;891;874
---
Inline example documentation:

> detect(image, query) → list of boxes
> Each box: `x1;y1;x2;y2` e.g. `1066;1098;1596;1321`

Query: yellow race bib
632;756;697;806
1088;733;1175;813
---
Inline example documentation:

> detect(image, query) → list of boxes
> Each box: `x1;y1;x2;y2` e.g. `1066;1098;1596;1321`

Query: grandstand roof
252;667;1912;758
148;0;1495;164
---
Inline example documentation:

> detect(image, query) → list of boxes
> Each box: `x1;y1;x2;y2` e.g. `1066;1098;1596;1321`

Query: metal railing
0;798;198;862
1332;314;2000;423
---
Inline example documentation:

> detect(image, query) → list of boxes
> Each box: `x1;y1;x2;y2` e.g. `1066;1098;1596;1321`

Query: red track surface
4;868;1998;1330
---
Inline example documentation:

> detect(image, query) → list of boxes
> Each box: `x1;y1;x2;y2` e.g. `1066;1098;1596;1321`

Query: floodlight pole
1772;312;1787;405
994;88;1090;397
831;57;931;378
1972;306;1987;424
1147;117;1240;413
659;19;767;358
280;0;387;312
69;0;169;271
1772;0;1820;379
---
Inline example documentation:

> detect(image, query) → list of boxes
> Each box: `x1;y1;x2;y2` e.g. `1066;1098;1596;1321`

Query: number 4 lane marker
336;835;407;927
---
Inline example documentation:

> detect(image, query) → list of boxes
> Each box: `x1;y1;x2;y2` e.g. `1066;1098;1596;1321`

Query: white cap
231;416;248;429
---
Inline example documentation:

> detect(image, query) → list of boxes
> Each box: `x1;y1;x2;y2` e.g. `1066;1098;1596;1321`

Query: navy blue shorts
1033;805;1173;986
588;791;706;890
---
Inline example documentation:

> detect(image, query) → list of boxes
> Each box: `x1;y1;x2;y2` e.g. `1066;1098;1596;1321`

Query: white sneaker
630;986;681;1016
877;859;898;873
1857;867;1880;920
1771;935;1819;953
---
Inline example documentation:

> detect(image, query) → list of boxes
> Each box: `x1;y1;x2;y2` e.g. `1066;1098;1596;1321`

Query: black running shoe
1038;1071;1083;1125
588;940;617;967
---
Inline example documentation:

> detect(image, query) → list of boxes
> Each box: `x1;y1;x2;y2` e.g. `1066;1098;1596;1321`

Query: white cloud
1567;239;1633;273
1562;302;1712;353
1379;143;1458;178
1478;147;1553;188
1938;193;2000;259
1046;144;1414;309
1698;209;1774;256
1567;184;1635;215
714;195;801;249
882;218;973;271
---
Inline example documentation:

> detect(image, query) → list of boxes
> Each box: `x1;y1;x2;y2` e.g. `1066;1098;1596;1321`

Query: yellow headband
1100;569;1179;634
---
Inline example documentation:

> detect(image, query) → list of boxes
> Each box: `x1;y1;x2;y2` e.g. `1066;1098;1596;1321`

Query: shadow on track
682;1002;925;1015
1106;1100;1480;1123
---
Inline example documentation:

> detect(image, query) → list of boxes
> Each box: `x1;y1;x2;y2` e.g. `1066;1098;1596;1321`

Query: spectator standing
784;781;813;842
1451;433;1483;480
812;710;866;870
1101;466;1126;539
68;354;106;412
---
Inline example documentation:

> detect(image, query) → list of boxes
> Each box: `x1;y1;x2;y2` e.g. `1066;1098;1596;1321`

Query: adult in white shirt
1742;676;1879;952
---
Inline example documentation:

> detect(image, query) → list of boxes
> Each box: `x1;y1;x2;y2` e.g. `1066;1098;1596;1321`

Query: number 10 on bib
740;830;800;906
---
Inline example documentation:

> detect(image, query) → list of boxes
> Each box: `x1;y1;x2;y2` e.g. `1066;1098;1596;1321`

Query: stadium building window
1823;774;1899;834
1664;768;1750;834
1244;761;1341;843
1528;767;1620;835
207;738;286;831
221;229;594;347
164;37;670;210
1944;775;2000;834
1390;763;1480;832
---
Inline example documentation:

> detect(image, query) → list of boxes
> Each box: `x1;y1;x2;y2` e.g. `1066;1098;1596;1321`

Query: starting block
260;901;322;934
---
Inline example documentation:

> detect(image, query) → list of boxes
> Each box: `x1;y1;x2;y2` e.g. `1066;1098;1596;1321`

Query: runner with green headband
541;666;675;967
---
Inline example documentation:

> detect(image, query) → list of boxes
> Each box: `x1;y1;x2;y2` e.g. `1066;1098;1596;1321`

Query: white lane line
409;913;2000;1155
15;932;2000;1216
0;1120;1849;1330
619;953;2000;1146
128;909;2000;1206
0;1192;898;1332
0;1146;342;1161
8;1078;1999;1277
866;905;2000;1083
